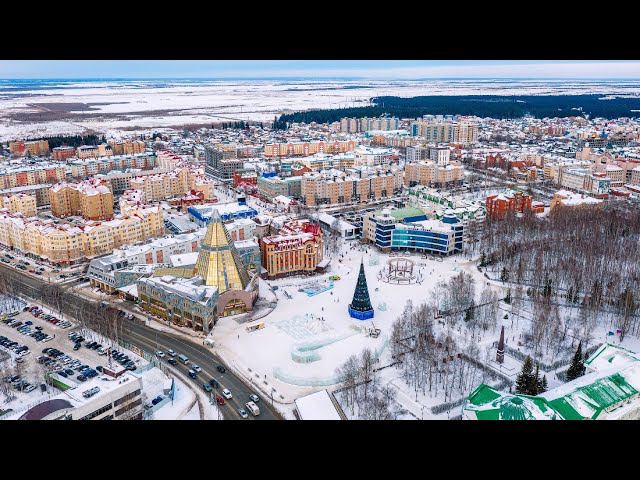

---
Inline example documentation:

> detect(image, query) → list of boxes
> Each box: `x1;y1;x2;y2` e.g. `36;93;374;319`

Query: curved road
0;262;282;420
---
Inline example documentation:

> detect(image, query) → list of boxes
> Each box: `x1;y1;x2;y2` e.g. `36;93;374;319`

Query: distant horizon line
1;77;640;81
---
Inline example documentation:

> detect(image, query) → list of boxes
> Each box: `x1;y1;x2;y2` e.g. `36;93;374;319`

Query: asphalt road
0;262;282;420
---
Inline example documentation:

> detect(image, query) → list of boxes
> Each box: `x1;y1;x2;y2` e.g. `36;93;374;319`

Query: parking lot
0;304;148;417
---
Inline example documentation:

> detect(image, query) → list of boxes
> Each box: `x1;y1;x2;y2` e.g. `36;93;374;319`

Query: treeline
33;134;106;149
274;94;640;127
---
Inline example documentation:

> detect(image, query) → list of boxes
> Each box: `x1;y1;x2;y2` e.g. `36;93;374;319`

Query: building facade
260;220;323;278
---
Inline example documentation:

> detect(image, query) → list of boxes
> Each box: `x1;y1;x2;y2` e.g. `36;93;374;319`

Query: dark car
64;369;74;376
151;395;163;406
216;365;226;374
58;371;68;378
76;375;86;382
167;358;177;366
96;366;104;373
209;378;219;389
73;343;81;351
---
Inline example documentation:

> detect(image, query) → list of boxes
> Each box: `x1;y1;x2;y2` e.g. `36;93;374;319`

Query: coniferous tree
566;341;586;381
531;364;541;395
515;356;534;394
539;375;548;393
479;251;486;267
501;266;509;283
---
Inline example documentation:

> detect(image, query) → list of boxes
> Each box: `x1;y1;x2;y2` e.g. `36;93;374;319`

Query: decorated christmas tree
348;258;374;320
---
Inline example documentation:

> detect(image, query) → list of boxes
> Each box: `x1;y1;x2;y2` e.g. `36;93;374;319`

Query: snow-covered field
3;79;640;140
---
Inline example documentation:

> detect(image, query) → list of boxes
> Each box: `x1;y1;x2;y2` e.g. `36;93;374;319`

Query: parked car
151;395;163;406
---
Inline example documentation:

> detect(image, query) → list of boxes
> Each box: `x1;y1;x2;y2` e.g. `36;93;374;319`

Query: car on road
202;383;213;393
192;364;202;373
155;351;165;358
188;369;197;378
167;358;177;365
167;349;176;357
237;408;249;419
215;395;225;406
249;393;260;403
216;365;226;373
221;388;232;400
208;378;219;389
245;401;260;416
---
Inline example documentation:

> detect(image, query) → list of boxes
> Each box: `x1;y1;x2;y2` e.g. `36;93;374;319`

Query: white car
156;351;165;358
192;364;202;373
17;350;30;357
221;388;232;400
24;384;36;393
97;348;107;356
167;349;176;357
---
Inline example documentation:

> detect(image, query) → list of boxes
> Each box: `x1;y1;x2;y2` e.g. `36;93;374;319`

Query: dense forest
273;94;640;128
33;134;106;149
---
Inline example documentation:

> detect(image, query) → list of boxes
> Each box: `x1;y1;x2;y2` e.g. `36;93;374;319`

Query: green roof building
464;343;640;420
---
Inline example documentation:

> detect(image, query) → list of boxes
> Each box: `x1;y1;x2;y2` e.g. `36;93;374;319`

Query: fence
491;341;602;372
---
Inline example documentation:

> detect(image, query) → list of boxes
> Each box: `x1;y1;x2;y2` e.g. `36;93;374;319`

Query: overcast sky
1;60;639;79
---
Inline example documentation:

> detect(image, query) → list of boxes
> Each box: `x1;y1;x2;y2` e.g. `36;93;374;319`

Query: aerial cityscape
1;60;640;421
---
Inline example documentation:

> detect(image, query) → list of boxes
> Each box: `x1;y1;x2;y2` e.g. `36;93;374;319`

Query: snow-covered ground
210;240;488;405
3;78;640;140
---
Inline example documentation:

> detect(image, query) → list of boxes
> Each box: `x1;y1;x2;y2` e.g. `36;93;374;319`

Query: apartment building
631;166;640;185
301;167;403;207
76;143;113;159
257;175;302;199
339;117;400;133
109;140;146;155
50;179;114;220
485;190;535;220
293;152;356;171
404;161;464;187
0;163;67;189
260;220;324;278
69;153;156;178
129;166;215;202
9;139;50;157
264;140;356;158
410;120;478;146
0;203;164;265
1;193;37;218
52;146;77;161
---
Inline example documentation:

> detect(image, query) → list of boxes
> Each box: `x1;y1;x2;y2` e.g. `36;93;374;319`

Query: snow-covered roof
294;390;342;420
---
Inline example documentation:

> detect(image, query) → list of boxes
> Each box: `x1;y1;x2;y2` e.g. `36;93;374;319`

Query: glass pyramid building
194;209;251;293
348;258;374;320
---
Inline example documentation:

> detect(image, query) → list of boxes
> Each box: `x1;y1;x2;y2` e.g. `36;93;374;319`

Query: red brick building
486;191;533;220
